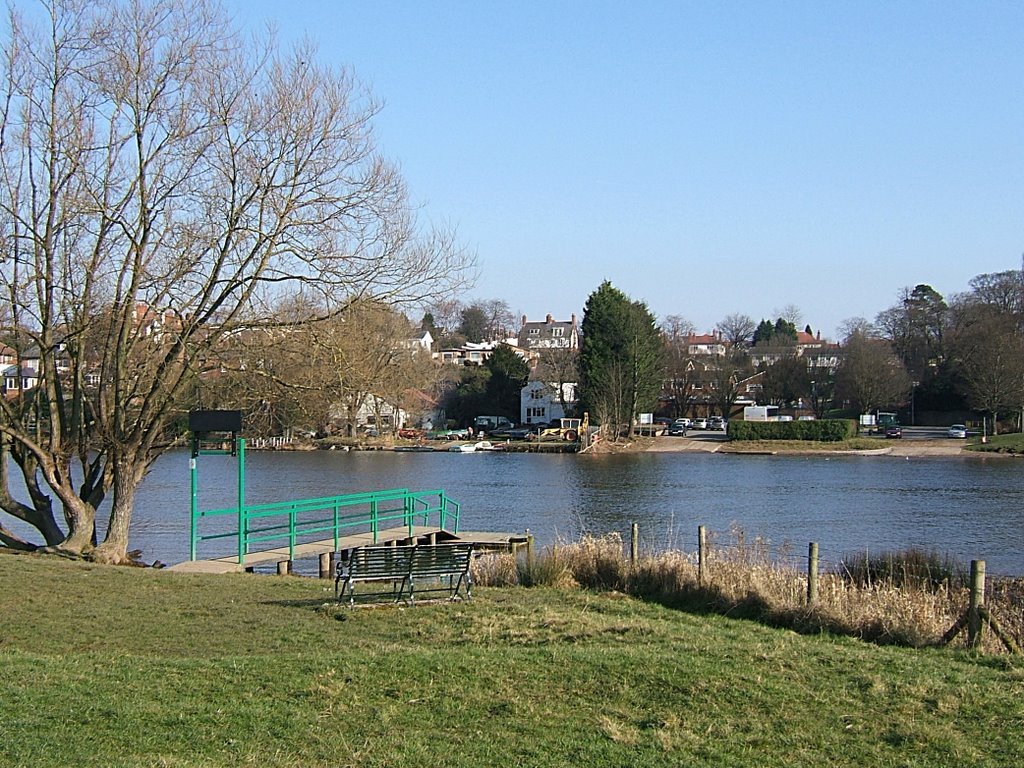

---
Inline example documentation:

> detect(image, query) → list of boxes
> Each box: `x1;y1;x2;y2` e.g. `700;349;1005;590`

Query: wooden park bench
334;543;474;606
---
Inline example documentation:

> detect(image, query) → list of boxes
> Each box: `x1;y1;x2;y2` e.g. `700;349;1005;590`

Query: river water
111;448;1024;576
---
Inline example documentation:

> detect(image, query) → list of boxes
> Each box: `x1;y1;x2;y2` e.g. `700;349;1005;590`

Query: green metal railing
191;486;461;564
188;437;461;564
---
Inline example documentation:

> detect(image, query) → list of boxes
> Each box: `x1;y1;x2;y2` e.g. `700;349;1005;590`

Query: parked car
487;425;533;440
947;424;968;439
667;422;689;436
884;425;903;439
674;417;692;428
691;418;708;429
707;416;726;431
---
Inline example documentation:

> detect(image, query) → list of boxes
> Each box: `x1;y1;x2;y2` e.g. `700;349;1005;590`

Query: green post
189;455;198;561
237;438;246;564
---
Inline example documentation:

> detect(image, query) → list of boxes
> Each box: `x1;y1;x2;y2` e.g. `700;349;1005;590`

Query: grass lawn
966;432;1024;454
723;437;886;452
2;551;1023;767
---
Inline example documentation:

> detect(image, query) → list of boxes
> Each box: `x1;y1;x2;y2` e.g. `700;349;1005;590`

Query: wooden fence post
968;559;986;649
630;522;639;567
807;542;819;605
698;525;707;585
525;529;535;576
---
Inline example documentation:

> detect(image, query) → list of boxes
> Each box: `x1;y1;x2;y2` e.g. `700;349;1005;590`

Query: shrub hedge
727;419;857;442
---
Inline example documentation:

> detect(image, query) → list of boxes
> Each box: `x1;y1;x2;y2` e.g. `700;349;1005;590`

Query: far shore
639;436;977;457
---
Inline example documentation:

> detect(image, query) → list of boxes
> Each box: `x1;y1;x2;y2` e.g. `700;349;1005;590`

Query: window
530;388;544;400
527;407;546;419
528;328;540;335
551;328;564;337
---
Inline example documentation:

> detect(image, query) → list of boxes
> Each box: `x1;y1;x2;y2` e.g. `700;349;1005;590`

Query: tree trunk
58;494;97;554
92;461;144;565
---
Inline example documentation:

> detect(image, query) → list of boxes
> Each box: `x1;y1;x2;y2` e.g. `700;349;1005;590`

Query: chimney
546;313;553;324
571;313;576;325
521;315;527;327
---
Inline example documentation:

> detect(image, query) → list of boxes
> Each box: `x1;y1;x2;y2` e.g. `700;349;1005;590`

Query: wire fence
507;521;1023;655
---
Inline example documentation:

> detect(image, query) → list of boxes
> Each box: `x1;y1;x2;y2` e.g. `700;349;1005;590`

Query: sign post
188;410;244;562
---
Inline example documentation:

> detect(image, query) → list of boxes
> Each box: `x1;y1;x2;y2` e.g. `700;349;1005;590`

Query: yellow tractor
539;413;589;441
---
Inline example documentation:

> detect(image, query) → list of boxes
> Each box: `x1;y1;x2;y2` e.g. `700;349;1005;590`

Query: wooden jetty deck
168;526;529;575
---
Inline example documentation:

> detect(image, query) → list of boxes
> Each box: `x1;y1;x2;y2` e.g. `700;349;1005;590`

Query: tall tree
760;354;811;408
0;0;471;561
458;305;491;343
834;333;913;415
579;282;664;438
876;284;949;378
948;305;1024;434
753;318;797;347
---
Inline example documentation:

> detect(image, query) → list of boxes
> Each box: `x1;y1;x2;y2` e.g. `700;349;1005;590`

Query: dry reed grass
471;532;1023;654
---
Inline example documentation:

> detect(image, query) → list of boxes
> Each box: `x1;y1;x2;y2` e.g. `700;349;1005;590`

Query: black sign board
188;409;243;434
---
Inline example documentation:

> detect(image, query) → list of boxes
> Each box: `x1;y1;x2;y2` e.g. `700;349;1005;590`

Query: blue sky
229;1;1024;339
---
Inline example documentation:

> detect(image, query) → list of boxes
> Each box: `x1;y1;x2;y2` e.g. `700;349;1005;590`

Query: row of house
3;306;841;430
431;318;842;427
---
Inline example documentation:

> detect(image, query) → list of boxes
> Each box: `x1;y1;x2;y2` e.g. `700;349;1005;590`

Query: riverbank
2;551;1022;767
630;436;974;457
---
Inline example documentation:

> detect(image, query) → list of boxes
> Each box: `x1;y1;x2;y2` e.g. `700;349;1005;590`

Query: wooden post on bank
525;529;535;577
942;558;1019;653
630;522;639;567
319;552;331;580
968;559;986;649
807;542;819;605
277;559;291;576
698;525;707;585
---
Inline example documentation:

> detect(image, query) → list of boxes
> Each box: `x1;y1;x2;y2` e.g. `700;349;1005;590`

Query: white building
520;380;578;424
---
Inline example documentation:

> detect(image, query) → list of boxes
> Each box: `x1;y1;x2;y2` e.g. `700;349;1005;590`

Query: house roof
517;314;579;348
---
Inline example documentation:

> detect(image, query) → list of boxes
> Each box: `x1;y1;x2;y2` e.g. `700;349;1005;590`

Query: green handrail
190;486;461;564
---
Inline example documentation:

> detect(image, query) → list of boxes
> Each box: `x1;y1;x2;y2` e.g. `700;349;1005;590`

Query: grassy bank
966;432;1024;454
722;437;886;453
2;551;1023;767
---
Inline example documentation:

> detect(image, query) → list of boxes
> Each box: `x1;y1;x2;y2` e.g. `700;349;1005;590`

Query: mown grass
2;550;1023;767
966;432;1024;454
723;437;889;452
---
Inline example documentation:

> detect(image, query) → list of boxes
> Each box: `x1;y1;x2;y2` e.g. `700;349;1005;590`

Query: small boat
473;441;505;452
448;441;502;453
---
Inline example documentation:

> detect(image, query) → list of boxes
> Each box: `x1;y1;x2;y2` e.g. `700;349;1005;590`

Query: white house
520;380;578;424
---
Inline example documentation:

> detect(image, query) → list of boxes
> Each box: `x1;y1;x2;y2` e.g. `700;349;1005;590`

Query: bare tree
662;322;699;419
837;317;878;343
707;349;753;419
834;334;912;415
715;313;755;348
0;0;472;562
533;346;579;418
663;314;695;342
948;306;1024;434
774;304;804;330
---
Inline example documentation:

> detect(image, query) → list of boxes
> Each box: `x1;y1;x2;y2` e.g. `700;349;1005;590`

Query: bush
727;419;857;442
